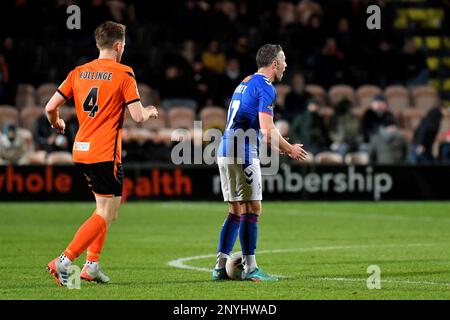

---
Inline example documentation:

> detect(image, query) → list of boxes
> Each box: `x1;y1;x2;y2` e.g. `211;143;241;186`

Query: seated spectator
290;98;330;155
410;103;447;164
361;94;396;144
202;40;226;74
218;57;241;106
191;59;217;109
34;114;71;153
438;130;450;163
368;120;409;164
329;98;362;155
281;72;312;119
0;124;27;164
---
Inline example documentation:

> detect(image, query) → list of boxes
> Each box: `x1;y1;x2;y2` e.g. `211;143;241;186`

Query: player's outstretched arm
259;112;308;161
45;92;67;134
127;101;158;123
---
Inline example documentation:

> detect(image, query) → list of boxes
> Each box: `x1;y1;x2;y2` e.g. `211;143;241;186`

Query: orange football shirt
57;58;140;164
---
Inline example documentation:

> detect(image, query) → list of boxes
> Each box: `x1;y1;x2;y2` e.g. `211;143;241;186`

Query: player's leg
47;202;108;286
238;161;277;281
81;194;121;283
213;158;242;280
240;200;276;281
47;162;122;286
213;201;241;280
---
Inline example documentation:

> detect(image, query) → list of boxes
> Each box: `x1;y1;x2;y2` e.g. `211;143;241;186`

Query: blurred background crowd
0;0;450;165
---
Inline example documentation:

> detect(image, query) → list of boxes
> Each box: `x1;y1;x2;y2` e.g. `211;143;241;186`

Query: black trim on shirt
56;89;70;101
124;98;140;106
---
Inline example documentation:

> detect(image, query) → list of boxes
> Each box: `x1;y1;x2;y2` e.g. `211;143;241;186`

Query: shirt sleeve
57;70;75;100
122;71;141;105
257;81;276;117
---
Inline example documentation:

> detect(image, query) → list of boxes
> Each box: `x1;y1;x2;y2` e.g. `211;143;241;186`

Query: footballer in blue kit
213;44;308;282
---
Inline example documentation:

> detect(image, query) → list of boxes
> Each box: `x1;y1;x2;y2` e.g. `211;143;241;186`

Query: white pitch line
167;243;446;285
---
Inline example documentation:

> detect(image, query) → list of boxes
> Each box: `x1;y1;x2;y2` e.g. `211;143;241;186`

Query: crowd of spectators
0;0;449;165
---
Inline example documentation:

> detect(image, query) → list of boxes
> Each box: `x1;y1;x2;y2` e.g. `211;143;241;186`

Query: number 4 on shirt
83;87;100;118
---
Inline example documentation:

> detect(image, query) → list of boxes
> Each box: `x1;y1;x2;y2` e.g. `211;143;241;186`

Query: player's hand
51;118;65;134
288;143;308;161
146;106;158;119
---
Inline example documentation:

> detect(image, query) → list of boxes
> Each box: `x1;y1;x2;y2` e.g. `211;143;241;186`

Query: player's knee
250;201;261;215
228;202;241;215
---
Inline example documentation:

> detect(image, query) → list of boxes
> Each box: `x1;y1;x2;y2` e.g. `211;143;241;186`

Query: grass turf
0;201;449;300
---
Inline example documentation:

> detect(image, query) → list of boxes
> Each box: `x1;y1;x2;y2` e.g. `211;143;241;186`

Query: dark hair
256;44;283;68
95;21;126;49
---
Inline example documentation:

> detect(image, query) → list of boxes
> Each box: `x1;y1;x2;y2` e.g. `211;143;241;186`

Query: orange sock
87;213;108;262
64;212;106;261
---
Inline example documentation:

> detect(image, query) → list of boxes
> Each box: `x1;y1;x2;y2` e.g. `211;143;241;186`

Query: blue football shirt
218;74;276;164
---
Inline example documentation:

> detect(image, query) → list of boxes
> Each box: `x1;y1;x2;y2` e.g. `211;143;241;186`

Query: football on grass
225;252;244;280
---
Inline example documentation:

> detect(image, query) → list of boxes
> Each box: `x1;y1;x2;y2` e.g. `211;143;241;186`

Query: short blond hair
95;21;126;50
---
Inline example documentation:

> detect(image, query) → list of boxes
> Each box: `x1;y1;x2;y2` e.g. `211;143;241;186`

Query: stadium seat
350;107;366;119
26;150;47;165
274;84;291;108
328;84;355;106
0;106;19;127
200;106;227;131
411;85;439;113
318;106;334;126
306;84;327;105
314;151;344;164
344;152;369;165
356;85;382;109
168;106;195;129
140;107;166;131
20;106;44;131
46;151;74;165
15;83;36;109
36;83;58;106
385;85;410;115
402;109;425;130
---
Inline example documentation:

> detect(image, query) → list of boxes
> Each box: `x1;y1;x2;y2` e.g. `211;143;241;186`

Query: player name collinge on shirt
79;71;113;81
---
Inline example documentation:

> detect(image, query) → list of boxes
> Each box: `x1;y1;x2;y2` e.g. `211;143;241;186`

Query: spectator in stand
296;0;322;26
410;103;448;164
368;119;409;164
218;57;241;106
329;98;362;156
281;72;312;119
361;94;396;144
0;124;27;165
180;39;198;65
401;38;429;86
202;40;226;74
34;114;71;153
438;130;450;163
291;98;330;155
192;59;217;109
159;64;197;110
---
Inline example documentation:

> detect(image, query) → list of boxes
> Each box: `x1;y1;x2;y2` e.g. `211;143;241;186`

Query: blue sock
239;213;259;255
217;213;240;255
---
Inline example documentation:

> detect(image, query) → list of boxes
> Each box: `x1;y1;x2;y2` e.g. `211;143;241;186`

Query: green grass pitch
0;202;449;300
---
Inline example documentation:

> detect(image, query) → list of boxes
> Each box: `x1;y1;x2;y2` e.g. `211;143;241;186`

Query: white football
225;252;244;280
